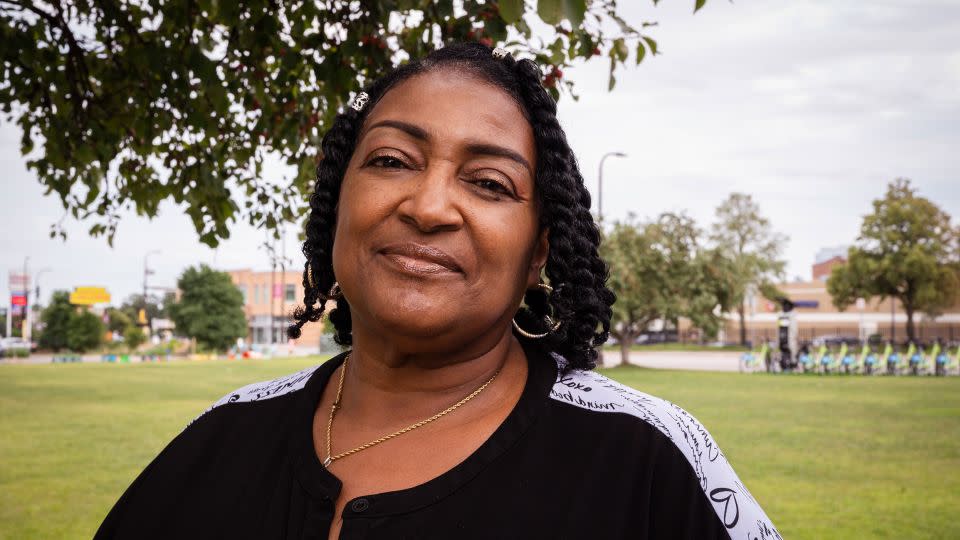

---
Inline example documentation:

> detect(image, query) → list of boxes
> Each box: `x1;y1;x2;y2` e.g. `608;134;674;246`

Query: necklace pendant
323;456;333;468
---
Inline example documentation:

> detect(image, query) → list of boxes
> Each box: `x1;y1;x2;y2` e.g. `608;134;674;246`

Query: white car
0;337;35;355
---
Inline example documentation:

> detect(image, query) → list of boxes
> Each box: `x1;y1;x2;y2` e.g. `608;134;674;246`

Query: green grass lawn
1;358;958;539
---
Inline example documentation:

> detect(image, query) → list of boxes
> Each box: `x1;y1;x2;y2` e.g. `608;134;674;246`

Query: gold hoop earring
512;283;562;339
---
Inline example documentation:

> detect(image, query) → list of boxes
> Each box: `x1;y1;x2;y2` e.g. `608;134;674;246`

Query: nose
396;162;464;233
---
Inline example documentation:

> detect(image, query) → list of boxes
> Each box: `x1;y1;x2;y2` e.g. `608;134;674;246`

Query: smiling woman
94;43;779;540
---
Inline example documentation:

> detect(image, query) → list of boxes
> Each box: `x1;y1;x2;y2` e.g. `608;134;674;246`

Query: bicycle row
739;341;960;375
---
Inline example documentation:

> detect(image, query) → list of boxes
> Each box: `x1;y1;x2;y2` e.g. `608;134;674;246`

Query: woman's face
332;69;546;350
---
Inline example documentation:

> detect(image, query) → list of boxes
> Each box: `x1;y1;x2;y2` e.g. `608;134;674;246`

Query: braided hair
288;42;615;371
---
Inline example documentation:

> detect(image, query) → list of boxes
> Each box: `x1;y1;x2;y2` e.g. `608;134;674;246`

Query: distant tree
123;324;147;352
66;309;104;352
104;307;133;335
828;179;960;342
169;264;246;352
687;246;738;340
0;0;710;246
38;290;73;351
158;291;178;318
602;217;663;366
710;193;788;346
602;212;731;365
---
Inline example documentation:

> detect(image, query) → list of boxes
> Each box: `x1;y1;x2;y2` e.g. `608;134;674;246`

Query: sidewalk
600;350;741;372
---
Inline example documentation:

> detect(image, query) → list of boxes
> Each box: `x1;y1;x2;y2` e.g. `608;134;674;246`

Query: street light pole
32;268;50;340
143;250;161;337
597;151;627;222
22;256;29;340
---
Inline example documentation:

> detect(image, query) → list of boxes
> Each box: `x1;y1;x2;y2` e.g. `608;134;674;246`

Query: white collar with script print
548;357;781;540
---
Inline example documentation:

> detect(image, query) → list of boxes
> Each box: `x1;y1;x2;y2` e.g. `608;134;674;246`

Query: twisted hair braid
288;42;615;371
508;57;615;368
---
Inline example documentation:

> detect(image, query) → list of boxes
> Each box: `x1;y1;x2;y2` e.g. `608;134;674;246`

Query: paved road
600;350;741;372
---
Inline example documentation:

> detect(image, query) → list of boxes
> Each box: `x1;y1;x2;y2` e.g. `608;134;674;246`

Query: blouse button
351;498;370;513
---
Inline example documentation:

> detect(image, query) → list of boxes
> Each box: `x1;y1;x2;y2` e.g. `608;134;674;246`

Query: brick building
227;269;330;352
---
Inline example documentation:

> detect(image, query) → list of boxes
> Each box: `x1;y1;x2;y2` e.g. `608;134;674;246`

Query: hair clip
350;92;370;112
492;47;509;60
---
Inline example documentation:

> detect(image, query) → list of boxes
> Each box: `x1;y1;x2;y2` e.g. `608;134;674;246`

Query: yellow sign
138;308;147;325
69;287;111;305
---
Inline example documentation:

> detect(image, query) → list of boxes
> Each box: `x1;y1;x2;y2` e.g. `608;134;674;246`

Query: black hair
288;42;615;371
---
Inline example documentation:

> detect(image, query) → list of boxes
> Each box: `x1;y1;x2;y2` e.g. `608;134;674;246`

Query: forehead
359;69;535;159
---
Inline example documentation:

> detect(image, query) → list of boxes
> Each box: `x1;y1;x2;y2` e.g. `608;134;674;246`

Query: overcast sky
2;0;959;307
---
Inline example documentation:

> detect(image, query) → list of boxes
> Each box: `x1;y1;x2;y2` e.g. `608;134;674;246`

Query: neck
337;324;527;426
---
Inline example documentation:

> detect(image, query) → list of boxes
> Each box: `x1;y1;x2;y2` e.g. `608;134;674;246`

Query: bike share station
740;297;960;376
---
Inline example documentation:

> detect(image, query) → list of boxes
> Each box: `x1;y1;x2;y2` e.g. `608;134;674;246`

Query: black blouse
95;346;780;539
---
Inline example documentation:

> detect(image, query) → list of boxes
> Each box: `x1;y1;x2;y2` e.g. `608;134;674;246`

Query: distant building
227;269;330;353
691;246;960;345
812;245;849;281
713;279;960;346
812;255;846;281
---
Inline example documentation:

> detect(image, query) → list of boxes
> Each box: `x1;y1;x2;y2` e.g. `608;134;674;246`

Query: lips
379;243;463;275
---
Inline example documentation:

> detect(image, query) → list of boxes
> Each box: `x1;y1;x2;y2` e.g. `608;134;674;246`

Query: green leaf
635;41;646;64
642;36;659;55
537;0;586;26
499;0;525;23
694;0;707;13
613;38;629;61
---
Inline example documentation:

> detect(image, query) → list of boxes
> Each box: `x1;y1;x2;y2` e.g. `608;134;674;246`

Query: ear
526;228;550;288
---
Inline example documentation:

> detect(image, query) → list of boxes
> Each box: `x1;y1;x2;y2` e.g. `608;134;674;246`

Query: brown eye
368;155;407;169
474;179;512;196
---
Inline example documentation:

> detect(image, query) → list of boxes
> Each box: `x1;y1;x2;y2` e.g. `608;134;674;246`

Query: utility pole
143;250;161;338
32;268;50;340
279;229;286;349
22;256;30;341
4;271;11;338
270;253;276;345
262;236;278;346
597;151;627;223
261;231;293;348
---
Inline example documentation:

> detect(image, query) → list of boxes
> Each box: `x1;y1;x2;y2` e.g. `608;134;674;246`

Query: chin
372;289;460;337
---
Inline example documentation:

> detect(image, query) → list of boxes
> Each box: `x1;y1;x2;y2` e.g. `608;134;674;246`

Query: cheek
335;176;392;238
331;175;393;275
467;208;540;284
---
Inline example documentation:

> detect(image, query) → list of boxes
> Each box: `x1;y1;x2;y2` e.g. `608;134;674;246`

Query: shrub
66;310;104;353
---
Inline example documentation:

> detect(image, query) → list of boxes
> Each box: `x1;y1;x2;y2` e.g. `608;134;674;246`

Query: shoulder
192;364;322;423
547;363;781;540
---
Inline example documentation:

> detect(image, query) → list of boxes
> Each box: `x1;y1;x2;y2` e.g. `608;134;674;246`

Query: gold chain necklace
323;354;501;467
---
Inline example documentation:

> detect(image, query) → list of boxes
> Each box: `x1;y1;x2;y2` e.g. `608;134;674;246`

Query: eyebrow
363;119;534;176
364;119;429;141
464;143;533;177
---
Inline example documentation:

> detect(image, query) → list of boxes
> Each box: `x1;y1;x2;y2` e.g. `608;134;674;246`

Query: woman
96;43;779;540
